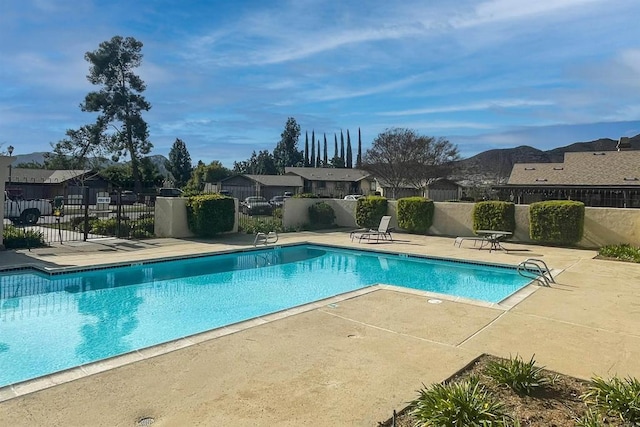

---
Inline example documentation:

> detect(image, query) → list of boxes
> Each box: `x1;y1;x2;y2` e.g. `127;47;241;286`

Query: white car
344;194;364;200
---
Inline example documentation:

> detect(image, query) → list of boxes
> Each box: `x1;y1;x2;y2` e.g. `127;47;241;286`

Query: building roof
285;167;370;182
507;151;640;186
243;174;303;187
7;168;91;184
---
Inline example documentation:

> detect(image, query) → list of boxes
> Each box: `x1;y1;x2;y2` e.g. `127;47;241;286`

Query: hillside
455;134;640;185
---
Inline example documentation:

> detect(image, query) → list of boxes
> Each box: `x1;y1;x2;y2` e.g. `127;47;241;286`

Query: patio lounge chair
350;216;394;243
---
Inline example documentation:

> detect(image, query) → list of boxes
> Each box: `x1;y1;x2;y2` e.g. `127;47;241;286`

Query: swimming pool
0;244;530;388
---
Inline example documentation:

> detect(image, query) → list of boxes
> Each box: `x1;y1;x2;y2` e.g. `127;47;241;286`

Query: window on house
370;181;376;191
335;182;344;190
318;181;326;188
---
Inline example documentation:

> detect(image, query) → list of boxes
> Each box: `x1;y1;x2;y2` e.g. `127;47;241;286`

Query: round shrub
308;202;336;226
355;196;388;229
472;201;516;233
186;194;235;237
529;200;584;245
397;197;434;234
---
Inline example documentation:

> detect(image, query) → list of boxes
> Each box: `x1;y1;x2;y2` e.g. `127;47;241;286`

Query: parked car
241;196;273;216
269;195;286;208
110;191;137;205
159;188;184;197
344;194;363;200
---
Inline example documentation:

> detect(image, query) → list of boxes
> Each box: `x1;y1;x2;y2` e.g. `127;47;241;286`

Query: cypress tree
334;134;338;159
356;127;362;168
310;130;316;167
340;130;345;167
323;133;328;166
346;129;353;168
304;131;309;167
316;140;321;167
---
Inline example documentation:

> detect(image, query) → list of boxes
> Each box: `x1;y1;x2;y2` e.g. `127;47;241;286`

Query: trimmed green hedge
529;200;584;245
308;202;336;226
397;197;434;234
355;196;388;228
293;193;319;198
186;194;235;237
472;201;516;233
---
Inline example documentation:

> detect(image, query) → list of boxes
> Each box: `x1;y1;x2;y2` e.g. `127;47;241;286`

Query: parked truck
4;191;53;225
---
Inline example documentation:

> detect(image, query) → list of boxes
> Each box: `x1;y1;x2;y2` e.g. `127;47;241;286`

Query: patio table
475;230;513;252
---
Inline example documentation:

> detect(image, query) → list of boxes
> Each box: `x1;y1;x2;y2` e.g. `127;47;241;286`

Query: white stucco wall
157;195;640;249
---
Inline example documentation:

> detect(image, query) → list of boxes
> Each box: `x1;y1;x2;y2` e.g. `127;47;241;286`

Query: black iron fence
4;188;156;245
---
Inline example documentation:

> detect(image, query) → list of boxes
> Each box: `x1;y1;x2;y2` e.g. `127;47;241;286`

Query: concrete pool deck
0;231;639;426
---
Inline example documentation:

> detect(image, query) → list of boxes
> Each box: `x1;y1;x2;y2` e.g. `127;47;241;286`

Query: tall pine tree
346;130;353;168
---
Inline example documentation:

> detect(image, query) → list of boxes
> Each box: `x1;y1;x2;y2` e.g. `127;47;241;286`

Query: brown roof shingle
507;151;640;186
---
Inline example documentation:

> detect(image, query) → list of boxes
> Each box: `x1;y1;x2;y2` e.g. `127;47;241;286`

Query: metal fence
5;188;156;245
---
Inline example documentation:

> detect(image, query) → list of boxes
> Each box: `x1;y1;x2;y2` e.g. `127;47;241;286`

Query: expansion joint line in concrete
318;310;457;349
455;311;509;348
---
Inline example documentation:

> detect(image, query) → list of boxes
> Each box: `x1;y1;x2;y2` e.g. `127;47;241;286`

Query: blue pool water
0;245;530;387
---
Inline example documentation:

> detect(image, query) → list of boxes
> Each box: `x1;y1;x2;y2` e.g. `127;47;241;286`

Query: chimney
617;136;631;151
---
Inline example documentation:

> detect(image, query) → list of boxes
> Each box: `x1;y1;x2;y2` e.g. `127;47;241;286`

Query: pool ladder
517;258;555;287
253;231;278;247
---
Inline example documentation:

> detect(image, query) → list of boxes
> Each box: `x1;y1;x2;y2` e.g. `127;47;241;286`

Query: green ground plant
3;225;46;249
484;354;550;395
598;243;640;263
581;376;640;423
410;376;510;426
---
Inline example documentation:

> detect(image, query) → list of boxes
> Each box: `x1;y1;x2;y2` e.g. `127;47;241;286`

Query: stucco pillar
0;156;13;250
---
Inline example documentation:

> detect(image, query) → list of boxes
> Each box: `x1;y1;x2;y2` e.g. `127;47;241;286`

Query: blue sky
2;0;640;167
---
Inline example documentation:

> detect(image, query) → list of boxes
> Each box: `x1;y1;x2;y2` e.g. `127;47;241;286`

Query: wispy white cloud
379;99;555;117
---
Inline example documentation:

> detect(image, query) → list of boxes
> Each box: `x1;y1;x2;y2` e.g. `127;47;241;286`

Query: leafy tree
204;160;232;182
186;160;233;194
233;150;277;175
139;157;164;187
323;133;328;166
47;121;110;170
310;130;316;167
15;161;45;169
81;36;152;193
273;117;303;174
356;127;362;168
361;128;460;199
100;164;134;188
99;157;163;189
346;129;353;168
166;138;192;188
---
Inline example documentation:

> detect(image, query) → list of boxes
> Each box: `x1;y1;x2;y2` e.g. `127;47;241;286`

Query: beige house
496;150;640;208
284;167;374;198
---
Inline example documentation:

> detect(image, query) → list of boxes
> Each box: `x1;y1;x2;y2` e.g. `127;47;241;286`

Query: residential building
284;167;373;198
495;150;640;208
